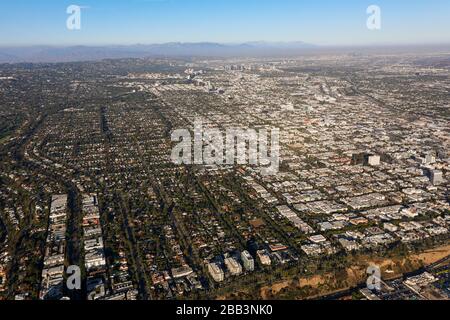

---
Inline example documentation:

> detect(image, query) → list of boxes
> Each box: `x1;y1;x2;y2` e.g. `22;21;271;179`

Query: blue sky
0;0;449;46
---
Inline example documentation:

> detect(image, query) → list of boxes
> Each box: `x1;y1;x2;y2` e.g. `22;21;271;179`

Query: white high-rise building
224;257;242;276
367;155;381;166
241;251;255;272
430;170;444;186
425;153;436;165
207;263;224;282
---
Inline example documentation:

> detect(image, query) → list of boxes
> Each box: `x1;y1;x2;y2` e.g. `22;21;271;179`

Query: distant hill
0;41;317;63
1;42;447;64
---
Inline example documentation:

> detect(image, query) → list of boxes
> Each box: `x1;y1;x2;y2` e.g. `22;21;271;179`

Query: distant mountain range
1;42;448;64
0;41;317;63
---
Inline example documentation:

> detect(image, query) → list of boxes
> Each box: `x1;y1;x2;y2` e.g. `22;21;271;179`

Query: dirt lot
412;244;450;265
259;244;450;300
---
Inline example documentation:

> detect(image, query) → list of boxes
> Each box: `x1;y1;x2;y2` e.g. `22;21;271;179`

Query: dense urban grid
0;52;449;300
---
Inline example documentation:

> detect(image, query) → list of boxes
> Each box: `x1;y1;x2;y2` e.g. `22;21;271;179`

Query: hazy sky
0;0;449;46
